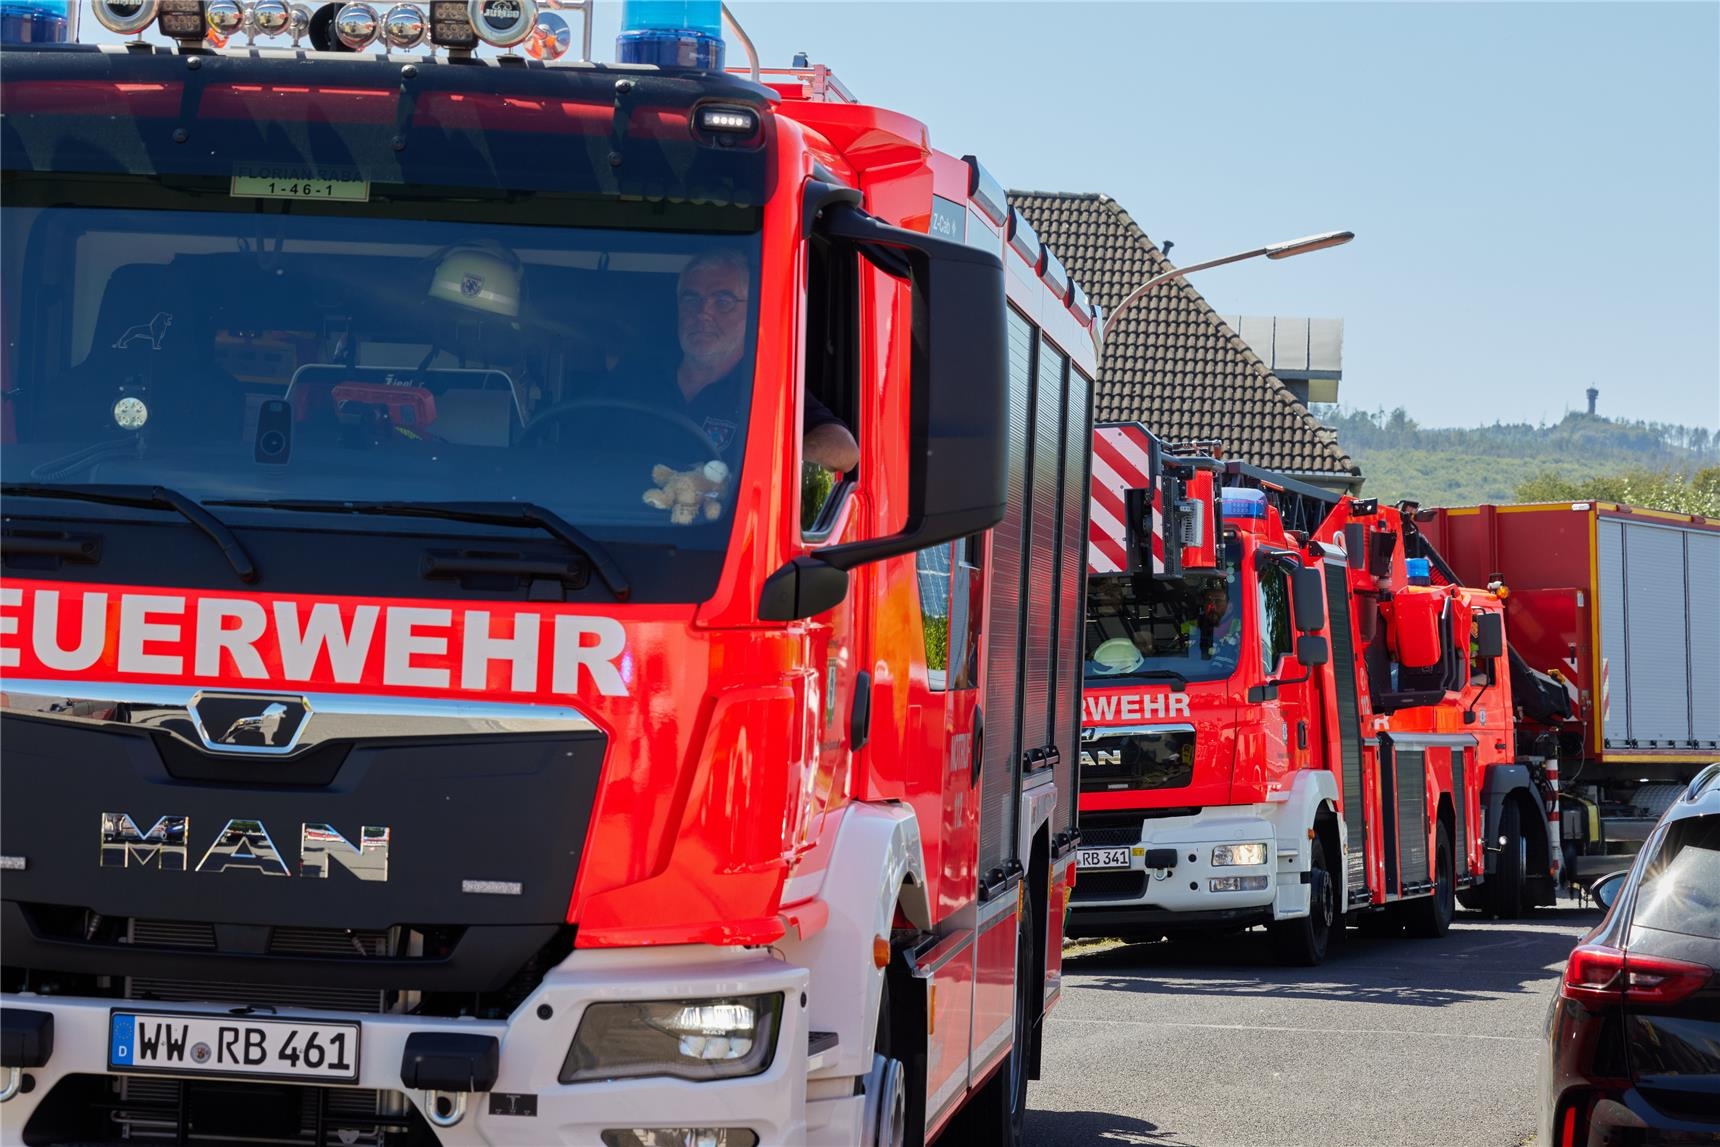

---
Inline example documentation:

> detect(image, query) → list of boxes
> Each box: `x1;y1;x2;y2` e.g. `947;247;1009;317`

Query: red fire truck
0;5;1100;1145
1071;424;1564;964
1423;501;1720;882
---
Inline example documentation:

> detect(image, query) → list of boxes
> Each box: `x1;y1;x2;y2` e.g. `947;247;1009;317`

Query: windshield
1084;540;1244;684
1;204;762;550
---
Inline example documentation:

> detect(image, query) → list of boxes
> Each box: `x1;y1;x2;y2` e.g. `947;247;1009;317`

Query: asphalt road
1025;906;1601;1147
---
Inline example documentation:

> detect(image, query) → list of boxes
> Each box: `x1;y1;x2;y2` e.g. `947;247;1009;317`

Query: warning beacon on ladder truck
1073;422;1571;965
0;3;1101;1144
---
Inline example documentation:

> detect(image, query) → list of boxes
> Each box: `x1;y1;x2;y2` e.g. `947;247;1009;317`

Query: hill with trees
1313;406;1719;515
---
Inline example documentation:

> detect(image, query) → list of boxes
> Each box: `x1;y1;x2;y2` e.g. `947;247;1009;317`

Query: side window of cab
1258;563;1294;674
801;232;860;537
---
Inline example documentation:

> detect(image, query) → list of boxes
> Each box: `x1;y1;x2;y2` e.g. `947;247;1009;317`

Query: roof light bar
335;1;379;48
382;1;425;47
524;7;570;58
206;0;244;38
156;0;207;45
468;0;537;48
427;0;477;49
91;0;160;35
251;0;290;37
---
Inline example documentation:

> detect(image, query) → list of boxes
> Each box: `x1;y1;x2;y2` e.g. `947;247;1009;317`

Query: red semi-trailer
0;9;1099;1146
1423;501;1720;881
1071;425;1564;964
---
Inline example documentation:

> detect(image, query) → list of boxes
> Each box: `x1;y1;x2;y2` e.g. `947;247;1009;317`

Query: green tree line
1310;405;1718;516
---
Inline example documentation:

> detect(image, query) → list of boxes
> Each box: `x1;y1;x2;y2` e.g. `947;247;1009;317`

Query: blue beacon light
0;0;77;44
1405;558;1432;586
1221;487;1269;520
616;0;724;70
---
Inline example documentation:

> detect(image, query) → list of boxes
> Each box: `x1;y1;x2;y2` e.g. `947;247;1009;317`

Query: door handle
970;709;985;787
850;671;872;751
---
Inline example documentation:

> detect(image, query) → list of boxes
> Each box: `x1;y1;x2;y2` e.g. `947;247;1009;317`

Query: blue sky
705;1;1720;432
76;1;1720;430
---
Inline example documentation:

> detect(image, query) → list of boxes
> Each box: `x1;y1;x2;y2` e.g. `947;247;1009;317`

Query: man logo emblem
188;693;312;756
221;702;290;746
461;274;484;298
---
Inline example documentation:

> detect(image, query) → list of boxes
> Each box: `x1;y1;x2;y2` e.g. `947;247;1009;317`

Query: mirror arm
802;179;863;240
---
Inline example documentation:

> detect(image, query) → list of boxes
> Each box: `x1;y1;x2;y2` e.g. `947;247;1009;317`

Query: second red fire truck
1071;423;1569;964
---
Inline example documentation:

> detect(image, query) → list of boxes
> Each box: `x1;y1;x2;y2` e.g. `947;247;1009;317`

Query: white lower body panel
1;944;831;1147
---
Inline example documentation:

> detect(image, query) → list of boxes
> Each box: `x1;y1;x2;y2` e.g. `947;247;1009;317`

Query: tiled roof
1010;191;1360;482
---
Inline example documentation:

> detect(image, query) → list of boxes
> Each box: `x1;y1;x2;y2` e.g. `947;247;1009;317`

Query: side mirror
1476;611;1505;659
1291;566;1326;632
1588;870;1629;912
1368;530;1398;578
761;194;1007;620
1296;634;1329;667
1343;523;1367;572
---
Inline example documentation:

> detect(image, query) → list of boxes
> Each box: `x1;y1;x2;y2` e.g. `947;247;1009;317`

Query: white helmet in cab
428;241;521;319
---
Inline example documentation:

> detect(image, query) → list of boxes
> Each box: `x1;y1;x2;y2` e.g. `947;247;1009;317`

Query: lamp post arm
1101;247;1270;342
1098;230;1352;344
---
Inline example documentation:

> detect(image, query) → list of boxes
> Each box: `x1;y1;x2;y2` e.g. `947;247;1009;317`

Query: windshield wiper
1134;669;1189;689
3;483;258;583
211;499;631;601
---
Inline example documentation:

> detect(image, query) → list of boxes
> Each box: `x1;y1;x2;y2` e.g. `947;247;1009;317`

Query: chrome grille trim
1;680;596;755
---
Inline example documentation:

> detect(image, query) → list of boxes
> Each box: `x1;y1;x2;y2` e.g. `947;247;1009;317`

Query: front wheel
1269;841;1333;966
1405;825;1455;938
865;974;911;1147
1487;800;1527;919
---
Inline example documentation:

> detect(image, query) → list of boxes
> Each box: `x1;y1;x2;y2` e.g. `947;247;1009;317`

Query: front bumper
1069;808;1307;926
1;945;840;1147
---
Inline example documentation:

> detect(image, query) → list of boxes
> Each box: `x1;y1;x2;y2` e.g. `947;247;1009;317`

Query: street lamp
1101;230;1354;342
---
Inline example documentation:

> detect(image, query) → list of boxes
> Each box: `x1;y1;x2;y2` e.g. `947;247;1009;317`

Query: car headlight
1211;842;1269;867
560;995;783;1083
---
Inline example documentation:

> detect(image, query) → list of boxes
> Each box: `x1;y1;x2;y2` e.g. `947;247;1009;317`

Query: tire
946;891;1033;1144
1269;839;1334;967
1488;799;1527;920
1405;825;1455;938
865;976;910;1147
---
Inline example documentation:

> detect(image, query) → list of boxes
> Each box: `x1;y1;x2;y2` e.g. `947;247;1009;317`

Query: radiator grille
269;926;392;958
127;919;395;959
1071;871;1147;901
116;921;402;1143
1079;825;1142;848
114;1076;405;1145
125;977;386;1014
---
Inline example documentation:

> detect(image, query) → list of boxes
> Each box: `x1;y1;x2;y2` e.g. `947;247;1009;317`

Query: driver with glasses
666;248;858;473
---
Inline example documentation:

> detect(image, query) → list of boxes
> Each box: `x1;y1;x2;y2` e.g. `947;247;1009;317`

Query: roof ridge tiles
1007;189;1360;482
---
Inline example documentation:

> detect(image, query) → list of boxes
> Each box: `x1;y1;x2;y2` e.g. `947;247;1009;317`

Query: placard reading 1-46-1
231;165;369;202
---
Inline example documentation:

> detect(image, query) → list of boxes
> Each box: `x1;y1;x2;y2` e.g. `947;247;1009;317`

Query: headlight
560;995;782;1083
1211;842;1269;867
1210;875;1270;892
